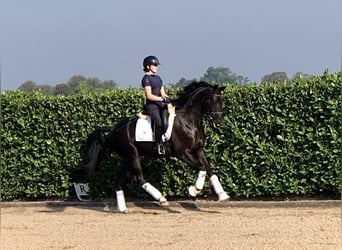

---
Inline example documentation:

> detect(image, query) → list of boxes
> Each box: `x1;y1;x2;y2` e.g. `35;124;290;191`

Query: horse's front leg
209;174;230;201
188;170;207;197
189;171;230;201
185;151;230;202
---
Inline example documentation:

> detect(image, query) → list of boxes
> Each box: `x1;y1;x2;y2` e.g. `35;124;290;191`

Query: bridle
204;94;222;119
177;88;223;127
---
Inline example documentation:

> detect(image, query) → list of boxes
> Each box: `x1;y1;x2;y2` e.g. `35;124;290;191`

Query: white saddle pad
135;117;154;142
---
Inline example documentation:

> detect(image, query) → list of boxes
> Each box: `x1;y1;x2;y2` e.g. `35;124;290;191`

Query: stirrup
157;143;166;155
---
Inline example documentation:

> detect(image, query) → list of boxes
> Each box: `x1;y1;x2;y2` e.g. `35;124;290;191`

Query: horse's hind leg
129;158;169;207
115;166;129;212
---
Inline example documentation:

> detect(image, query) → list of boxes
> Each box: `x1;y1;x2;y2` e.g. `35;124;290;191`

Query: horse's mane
182;81;212;95
173;81;213;107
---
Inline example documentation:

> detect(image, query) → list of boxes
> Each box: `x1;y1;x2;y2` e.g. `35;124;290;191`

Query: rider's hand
162;97;170;103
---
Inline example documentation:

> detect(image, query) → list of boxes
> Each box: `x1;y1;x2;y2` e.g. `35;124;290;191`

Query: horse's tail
72;127;112;180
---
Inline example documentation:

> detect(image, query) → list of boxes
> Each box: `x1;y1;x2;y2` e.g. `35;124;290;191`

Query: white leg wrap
116;190;127;212
210;175;230;201
142;183;162;201
210;175;224;194
195;171;207;190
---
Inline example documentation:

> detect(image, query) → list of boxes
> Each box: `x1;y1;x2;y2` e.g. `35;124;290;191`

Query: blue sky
1;0;341;90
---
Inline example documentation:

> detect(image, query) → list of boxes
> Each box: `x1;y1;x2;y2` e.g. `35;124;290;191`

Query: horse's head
203;85;226;128
177;81;226;128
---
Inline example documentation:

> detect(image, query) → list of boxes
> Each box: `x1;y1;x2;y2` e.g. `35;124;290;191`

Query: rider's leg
161;107;168;132
145;104;165;154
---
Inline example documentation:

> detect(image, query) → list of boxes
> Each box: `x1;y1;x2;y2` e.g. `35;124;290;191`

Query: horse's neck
184;104;202;116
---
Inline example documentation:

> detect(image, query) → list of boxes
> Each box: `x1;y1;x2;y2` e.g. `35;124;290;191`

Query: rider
141;55;169;155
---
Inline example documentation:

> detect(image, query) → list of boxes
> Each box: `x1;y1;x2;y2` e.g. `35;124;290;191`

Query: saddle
141;108;168;134
136;104;176;142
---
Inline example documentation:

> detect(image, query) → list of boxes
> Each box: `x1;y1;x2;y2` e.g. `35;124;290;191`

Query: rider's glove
161;97;170;104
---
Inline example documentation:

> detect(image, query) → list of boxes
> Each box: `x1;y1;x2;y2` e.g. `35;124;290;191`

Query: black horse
77;81;229;212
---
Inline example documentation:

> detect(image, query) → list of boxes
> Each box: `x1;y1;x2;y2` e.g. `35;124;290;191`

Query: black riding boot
154;124;166;155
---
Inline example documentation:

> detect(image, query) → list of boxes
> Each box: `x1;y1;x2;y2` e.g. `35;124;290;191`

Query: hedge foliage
1;71;341;200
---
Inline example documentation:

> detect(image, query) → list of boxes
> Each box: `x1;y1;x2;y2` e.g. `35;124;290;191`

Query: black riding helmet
143;55;160;71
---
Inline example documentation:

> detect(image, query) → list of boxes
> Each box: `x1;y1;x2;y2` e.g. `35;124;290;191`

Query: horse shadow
42;199;221;215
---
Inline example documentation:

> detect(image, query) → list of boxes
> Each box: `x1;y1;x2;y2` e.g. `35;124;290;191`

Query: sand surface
1;203;340;250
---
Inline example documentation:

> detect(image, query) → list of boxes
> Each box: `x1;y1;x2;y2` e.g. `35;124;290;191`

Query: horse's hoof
160;201;169;206
188;185;201;197
159;197;169;206
218;192;230;202
117;209;131;214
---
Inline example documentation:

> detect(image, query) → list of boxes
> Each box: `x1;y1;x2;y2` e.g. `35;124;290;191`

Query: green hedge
214;72;341;197
1;71;340;200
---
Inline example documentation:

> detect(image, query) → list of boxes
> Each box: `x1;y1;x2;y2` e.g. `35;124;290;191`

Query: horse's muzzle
211;115;223;129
